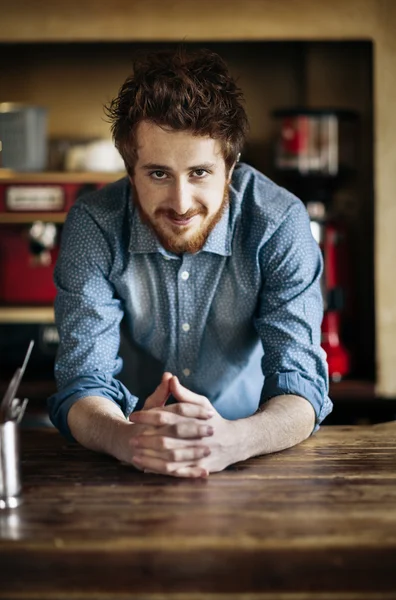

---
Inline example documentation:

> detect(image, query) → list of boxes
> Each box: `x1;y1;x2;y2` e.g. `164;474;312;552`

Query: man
49;48;332;478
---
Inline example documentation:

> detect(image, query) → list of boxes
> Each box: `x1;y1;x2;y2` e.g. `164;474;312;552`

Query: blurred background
0;0;395;426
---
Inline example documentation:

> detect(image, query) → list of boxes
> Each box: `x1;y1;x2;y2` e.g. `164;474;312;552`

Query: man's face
130;121;234;254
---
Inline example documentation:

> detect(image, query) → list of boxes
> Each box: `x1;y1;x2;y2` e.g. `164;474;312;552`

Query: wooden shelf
0;306;54;323
0;212;67;223
0;170;126;183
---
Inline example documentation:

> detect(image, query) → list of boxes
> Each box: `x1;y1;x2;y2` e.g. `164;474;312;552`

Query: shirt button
181;271;189;281
183;368;191;377
182;323;190;332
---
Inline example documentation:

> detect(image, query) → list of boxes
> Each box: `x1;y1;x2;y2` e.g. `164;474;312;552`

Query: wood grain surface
0;423;395;599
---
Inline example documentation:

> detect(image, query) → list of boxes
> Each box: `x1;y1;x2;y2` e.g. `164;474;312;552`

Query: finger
173;466;209;478
133;454;208;478
162;371;173;384
132;434;211;451
145;372;172;408
133;445;211;462
170;376;212;409
131;406;214;427
138;421;214;439
167;421;214;439
167;403;216;419
134;372;172;415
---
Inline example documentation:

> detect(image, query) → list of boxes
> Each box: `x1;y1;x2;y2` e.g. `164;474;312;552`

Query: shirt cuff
47;374;139;441
260;371;333;430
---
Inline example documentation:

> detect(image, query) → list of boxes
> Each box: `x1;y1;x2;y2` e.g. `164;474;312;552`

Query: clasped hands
128;372;238;478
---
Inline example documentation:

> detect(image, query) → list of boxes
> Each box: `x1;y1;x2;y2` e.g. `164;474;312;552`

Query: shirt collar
128;194;232;258
200;202;231;256
128;201;166;255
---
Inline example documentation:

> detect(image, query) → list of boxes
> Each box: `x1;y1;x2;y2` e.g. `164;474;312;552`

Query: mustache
155;207;206;220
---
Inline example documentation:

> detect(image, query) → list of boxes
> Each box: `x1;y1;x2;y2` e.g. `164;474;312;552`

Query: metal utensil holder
0;341;34;510
0;420;22;509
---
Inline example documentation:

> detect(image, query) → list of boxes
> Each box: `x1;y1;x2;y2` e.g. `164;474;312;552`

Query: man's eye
150;171;167;180
193;169;207;178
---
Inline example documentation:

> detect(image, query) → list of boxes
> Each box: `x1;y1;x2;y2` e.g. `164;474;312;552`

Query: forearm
234;395;316;462
67;396;134;462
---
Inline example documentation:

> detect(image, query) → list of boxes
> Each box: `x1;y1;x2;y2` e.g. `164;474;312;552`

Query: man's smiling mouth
166;214;199;227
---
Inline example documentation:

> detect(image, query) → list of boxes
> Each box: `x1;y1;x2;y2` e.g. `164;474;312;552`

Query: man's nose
169;179;193;215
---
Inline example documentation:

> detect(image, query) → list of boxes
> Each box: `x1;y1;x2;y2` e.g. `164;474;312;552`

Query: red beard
131;184;229;254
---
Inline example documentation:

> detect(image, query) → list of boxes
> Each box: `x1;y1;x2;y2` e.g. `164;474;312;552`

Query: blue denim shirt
48;163;332;438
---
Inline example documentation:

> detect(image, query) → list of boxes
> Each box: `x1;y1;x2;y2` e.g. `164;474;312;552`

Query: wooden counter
1;424;396;599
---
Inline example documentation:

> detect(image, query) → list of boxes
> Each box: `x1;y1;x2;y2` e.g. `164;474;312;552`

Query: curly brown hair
105;48;249;175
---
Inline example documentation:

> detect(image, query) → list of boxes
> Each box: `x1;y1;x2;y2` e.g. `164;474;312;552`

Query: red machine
0;225;59;304
0;180;107;304
316;214;351;381
0;181;104;213
272;107;358;381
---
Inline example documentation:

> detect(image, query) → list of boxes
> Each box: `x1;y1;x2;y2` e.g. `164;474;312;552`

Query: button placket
177;256;194;379
160;254;180;376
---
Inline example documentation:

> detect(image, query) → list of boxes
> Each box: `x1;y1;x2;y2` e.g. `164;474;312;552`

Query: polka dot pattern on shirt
49;163;332;437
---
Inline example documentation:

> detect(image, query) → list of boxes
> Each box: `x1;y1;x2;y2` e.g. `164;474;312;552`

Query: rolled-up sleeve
254;200;332;427
47;202;138;439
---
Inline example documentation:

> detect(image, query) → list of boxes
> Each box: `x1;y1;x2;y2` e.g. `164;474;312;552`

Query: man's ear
227;161;237;184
